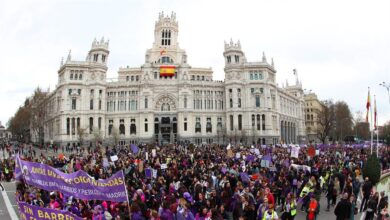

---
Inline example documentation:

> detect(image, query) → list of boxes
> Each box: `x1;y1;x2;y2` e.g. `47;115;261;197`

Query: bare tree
92;127;103;146
317;100;334;143
29;87;48;144
333;101;353;141
7;101;31;142
77;127;88;146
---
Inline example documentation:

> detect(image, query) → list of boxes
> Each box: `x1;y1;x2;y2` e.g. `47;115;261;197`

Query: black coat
334;199;351;220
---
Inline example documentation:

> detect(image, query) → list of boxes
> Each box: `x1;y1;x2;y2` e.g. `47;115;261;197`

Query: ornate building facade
304;92;325;143
43;12;306;146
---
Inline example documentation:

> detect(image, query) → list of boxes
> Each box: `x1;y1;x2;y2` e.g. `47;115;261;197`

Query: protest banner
16;156;127;202
110;155;118;162
18;201;83;220
291;146;300;158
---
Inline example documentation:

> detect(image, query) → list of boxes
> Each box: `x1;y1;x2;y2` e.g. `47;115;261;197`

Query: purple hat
183;192;193;203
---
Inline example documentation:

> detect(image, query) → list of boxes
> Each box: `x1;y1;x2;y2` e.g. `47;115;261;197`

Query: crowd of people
0;142;389;220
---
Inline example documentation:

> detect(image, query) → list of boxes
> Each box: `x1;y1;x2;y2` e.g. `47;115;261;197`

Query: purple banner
18;201;83;220
15;156;128;202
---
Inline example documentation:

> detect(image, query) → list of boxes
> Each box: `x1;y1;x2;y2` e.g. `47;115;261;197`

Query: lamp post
379;82;390;104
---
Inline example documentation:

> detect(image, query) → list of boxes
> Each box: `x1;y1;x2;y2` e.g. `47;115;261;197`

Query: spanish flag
160;65;175;77
366;88;371;123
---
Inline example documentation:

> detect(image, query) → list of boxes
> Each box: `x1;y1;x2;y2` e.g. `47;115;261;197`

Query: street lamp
379;82;390;104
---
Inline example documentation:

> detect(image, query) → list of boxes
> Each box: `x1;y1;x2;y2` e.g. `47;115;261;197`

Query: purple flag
131;144;139;154
246;155;255;162
145;168;152;178
14;154;22;180
17;156;127;202
18;201;83;220
240;172;250;183
262;155;272;162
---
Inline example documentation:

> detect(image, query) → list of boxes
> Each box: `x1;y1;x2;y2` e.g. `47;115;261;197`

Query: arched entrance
154;95;177;144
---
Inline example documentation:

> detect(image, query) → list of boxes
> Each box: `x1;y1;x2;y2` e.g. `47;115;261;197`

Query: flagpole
375;95;379;157
370;94;373;155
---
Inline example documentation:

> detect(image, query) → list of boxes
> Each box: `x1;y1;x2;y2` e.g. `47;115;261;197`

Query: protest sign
18;201;83;220
110;155;118;162
16;156;127;202
291;146;300;158
161;163;167;169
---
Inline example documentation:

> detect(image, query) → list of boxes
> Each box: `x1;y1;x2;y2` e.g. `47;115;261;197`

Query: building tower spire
67;50;72;62
262;51;267;63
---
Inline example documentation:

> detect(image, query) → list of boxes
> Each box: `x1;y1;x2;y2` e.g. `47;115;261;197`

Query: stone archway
155;95;177;112
154;95;178;144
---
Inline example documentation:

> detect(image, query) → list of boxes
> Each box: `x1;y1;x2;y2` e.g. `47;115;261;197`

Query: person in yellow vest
281;193;296;220
306;194;319;220
262;203;279;220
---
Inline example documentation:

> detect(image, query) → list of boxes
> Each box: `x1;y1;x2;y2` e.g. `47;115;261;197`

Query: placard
110;155;118;162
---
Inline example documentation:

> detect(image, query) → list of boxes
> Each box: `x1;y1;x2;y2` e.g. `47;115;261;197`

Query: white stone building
43;12;306;146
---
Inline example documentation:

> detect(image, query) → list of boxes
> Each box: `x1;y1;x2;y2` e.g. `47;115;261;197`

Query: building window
126;76;129;81
68;89;72;95
71;118;75;135
93;54;98;62
195;117;201;133
230;99;233;108
78;89;81;95
66;118;70;135
99;100;102;110
206;118;212;133
89;117;93;134
130;119;136;134
234;55;239;63
255;96;260;107
71;98;76;110
217;117;222;130
79;74;82;80
250;73;253;80
252;114;255;127
145;98;148;109
102;55;106;62
262;114;266;130
70;73;73;80
119;119;125;135
238;98;241;108
90;99;93;110
184;122;187;131
257;114;260;130
161;30;171;46
77;117;80;130
230;115;234;131
108;120;113;135
238;115;242;131
98;117;102;130
184;97;187;108
227;56;231;63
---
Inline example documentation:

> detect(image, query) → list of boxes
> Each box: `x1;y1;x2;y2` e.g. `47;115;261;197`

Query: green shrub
362;154;381;185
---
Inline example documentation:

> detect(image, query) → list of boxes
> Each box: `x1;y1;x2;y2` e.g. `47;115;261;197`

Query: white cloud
1;0;389;126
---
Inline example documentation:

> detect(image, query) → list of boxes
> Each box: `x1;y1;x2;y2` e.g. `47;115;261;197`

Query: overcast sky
1;0;389;127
